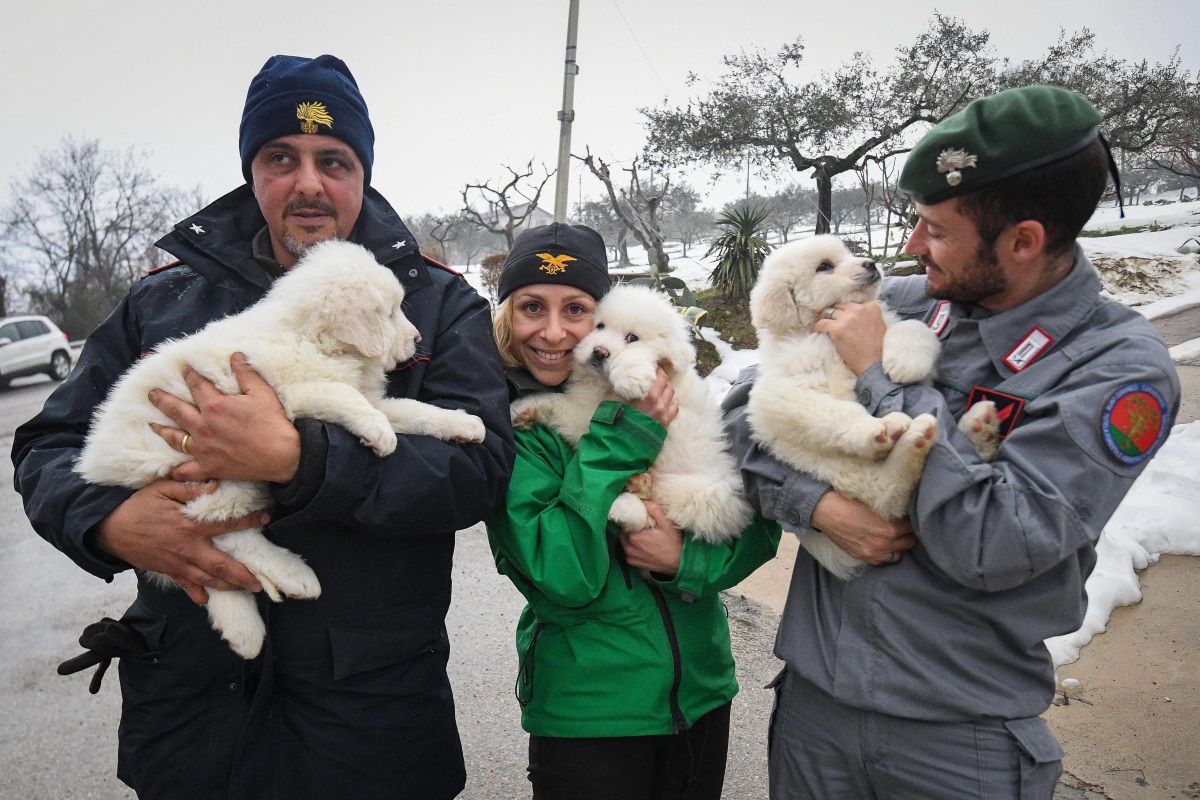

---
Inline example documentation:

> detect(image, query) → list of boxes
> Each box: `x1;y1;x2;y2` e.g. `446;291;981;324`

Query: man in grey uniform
723;85;1181;798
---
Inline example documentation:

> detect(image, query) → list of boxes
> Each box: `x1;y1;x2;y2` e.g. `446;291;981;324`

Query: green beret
899;85;1102;204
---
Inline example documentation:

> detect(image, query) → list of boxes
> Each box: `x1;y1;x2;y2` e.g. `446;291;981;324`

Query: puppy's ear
320;284;392;358
750;268;801;334
662;321;696;376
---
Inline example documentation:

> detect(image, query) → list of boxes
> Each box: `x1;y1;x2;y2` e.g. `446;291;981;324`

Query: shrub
705;204;772;301
480;253;507;302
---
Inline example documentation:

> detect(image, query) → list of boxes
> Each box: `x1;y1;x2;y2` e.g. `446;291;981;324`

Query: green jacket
486;389;781;738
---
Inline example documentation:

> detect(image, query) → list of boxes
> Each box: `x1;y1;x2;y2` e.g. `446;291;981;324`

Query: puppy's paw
608;492;652;531
882;320;940;384
609;363;657;401
205;590;266;660
510;398;541;430
357;416;398;457
869;412;912;458
959;401;1000;461
625;471;655;500
902;413;939;450
253;555;322;601
447;411;487;443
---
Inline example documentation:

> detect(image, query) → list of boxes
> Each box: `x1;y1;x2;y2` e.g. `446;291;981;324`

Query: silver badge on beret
936;148;978;186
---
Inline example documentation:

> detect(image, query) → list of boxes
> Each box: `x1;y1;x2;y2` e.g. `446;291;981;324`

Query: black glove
57;617;150;694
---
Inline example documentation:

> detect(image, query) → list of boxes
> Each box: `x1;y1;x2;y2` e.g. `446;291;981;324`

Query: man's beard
924;239;1006;304
281;199;342;261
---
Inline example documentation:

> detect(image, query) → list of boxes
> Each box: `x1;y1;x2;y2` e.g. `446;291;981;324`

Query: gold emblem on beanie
537;253;576;275
296;102;334;135
936;148;978;187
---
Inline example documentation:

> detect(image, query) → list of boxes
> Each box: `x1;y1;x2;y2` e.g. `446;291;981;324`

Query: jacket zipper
515;622;544;708
644;580;688;733
610;532;633;589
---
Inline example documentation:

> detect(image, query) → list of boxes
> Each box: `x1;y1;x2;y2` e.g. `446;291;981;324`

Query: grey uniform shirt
725;248;1180;722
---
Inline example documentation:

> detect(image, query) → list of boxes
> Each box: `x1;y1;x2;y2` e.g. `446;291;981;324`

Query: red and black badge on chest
966;386;1027;439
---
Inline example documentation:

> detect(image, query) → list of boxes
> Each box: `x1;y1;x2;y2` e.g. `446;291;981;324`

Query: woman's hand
623;367;679;428
620;501;683;577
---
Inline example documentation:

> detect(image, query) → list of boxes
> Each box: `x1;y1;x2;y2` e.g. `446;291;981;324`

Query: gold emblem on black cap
537;253;576;274
296;101;334;134
936;148;978;186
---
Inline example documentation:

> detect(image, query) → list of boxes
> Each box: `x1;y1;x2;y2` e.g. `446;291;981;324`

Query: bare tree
642;14;996;234
664;208;716;258
461;160;553;248
408;211;466;266
575;149;672;280
766;184;817;243
1;136;200;338
574;199;626;261
428;214;463;266
856;153;912;261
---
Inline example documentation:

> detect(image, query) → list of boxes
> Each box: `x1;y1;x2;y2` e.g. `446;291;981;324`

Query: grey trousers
767;669;1063;800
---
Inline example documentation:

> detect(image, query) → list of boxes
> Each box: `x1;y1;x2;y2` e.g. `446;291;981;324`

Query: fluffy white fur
512;283;752;543
76;240;486;658
747;235;999;580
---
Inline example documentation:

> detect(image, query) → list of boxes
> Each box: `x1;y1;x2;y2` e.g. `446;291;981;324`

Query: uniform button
1075;503;1091;520
408;269;419;278
858;389;872;405
788;512;801;526
228;682;238;692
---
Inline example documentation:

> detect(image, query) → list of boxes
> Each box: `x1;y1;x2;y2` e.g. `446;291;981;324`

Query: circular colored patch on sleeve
1101;383;1168;465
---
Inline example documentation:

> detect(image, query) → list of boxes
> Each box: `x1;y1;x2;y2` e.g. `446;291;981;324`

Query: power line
609;0;670;94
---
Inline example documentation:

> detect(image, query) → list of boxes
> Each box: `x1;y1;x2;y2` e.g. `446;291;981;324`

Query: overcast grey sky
2;0;1197;219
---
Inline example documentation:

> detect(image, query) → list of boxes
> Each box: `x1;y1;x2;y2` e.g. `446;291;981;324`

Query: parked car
0;315;73;388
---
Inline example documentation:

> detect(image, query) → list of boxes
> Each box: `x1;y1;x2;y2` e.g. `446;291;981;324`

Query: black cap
498;223;611;303
239;54;374;186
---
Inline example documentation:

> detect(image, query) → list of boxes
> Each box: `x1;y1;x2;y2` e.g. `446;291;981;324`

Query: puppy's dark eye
625;333;639;343
816;261;834;273
595;323;605;330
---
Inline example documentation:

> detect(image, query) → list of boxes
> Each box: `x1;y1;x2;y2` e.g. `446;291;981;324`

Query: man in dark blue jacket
11;54;513;799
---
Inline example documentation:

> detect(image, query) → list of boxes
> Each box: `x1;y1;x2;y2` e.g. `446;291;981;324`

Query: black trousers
527;702;732;800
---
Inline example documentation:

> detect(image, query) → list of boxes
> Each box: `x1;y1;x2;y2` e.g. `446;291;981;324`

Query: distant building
473;201;555;234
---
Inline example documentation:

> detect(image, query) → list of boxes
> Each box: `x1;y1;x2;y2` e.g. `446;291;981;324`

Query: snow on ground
459;197;1200;666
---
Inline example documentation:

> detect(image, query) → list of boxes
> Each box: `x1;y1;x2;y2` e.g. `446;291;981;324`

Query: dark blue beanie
239;54;374;186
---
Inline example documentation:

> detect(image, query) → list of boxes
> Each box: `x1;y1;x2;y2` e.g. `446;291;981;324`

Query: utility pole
553;0;580;222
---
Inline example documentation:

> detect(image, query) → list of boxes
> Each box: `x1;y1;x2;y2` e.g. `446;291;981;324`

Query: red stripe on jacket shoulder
421;255;466;282
389;356;431;372
141;260;183;280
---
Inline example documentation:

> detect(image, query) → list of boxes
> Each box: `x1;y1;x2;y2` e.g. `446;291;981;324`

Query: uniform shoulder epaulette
139;260;184;281
421;254;467;282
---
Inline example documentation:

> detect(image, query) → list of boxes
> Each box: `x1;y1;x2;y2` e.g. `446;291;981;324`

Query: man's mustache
285;199;338;218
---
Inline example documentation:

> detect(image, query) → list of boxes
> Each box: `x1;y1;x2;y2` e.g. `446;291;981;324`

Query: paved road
0;376;783;799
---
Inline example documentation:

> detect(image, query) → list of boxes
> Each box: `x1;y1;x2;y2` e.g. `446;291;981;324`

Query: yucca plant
705;203;772;301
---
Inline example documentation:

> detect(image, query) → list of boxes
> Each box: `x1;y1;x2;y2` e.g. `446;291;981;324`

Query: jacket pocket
119;597;168;656
515;622;544;708
1003;716;1065;798
327;595;449;693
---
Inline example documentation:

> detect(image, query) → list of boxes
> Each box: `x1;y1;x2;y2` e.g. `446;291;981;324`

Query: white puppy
512;283;752;544
76;240;486;658
747;236;998;580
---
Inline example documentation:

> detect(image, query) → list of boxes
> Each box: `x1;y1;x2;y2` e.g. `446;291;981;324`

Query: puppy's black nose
592;345;610;361
862;262;880;284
